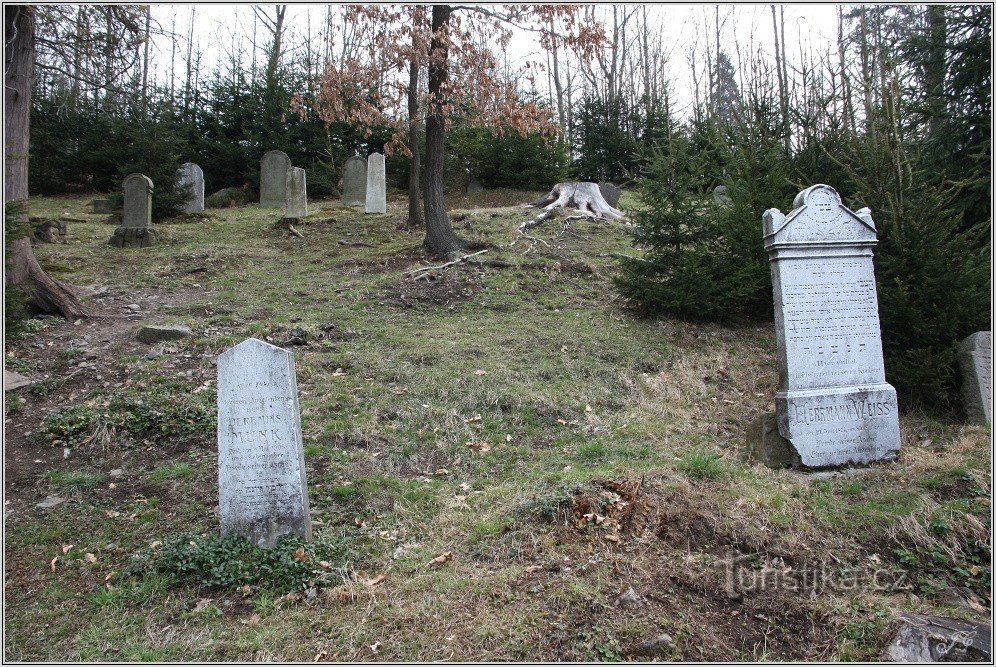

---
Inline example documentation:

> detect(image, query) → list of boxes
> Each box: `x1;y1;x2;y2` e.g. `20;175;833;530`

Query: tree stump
528;182;625;220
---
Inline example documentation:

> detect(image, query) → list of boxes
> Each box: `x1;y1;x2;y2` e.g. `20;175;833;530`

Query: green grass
40;469;106;493
147;462;193;483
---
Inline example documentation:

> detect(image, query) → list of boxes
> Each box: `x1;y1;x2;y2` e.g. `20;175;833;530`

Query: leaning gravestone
285;167;308;219
762;184;900;467
109;174;158;248
342;155;367;207
177;162;205;213
259;150;292;207
713;185;732;205
216;338;311;548
958;331;992;425
598;182;621;208
365;152;387;214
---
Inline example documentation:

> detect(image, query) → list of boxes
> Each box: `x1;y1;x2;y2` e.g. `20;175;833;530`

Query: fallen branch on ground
337;239;374;248
403;249;489;280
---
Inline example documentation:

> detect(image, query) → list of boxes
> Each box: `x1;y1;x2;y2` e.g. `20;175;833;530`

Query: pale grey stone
745;412;802;469
617;587;644;609
882;614;990;662
628;634;675;657
137;325;193;344
36;495;67;509
177;162;205;213
109;174;157;248
762;185;900;468
216;338;311;548
284;167;308;219
598;182;621;208
259;150;292;207
342;155;367;207
713;184;732;205
959;331;992;425
365;152;387;214
4;369;34;391
109;468;124;478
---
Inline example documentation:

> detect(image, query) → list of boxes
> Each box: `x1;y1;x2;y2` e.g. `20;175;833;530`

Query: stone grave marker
762;184;900;467
216;338;311;548
466;178;484;194
598;182;621;208
285;167;308;219
713;185;732;205
109;173;158;247
90;198;113;214
365;152;387;214
259;150;292;207
958;331;992;425
177;162;205;213
342;155;367;207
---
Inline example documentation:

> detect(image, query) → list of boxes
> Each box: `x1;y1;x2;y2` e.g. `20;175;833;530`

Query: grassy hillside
4;189;990;661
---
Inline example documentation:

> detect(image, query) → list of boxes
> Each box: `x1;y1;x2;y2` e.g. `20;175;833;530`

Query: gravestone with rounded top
216;338;311;548
285;167;308;219
259;150;292;207
762;184;900;467
177;162;205;213
959;331;992;425
365;152;387;214
109;173;158;247
342;155;367;207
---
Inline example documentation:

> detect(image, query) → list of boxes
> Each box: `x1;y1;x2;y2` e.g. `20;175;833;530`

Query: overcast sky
148;3;846;118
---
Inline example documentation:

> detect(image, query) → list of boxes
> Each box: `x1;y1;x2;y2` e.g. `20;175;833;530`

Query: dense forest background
22;4;993;410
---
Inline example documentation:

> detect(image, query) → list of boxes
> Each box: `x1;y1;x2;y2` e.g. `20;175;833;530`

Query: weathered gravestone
177;162;205;213
762;184;900;467
285;167;308;219
466;178;484;194
959;331;992;425
365;152;387;214
216;338;311;548
259;150;292;207
342;155;367;207
598;182;621;208
109;174;158;248
90;198;113;214
713;185;732;205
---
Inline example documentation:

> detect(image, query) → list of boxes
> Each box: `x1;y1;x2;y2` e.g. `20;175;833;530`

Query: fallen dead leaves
425;551;454;568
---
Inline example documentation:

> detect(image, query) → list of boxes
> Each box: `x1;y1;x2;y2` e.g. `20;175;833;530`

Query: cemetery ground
4;189;991;662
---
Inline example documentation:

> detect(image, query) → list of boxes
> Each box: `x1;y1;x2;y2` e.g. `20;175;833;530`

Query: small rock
628;634;675;657
617;586;644;609
137;325;193;344
109;469;123;478
882;613;991;662
36;495;66;509
126;304;141;312
4;369;34;391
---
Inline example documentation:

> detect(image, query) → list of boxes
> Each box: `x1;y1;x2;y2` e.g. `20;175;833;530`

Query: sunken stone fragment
259;150;292;207
342;155;367;207
136;325;193;344
882;614;991;662
958;331;992;425
216;338;311;548
746;412;803;469
762;185;900;468
365;152;387;214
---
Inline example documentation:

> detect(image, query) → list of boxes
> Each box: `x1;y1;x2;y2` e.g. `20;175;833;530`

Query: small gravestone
177;162;205;213
466;178;484;194
284;167;308;219
365;152;387;214
762;185;900;468
713;185;732;205
216;338;311;548
90;198;113;214
598;182;621;208
342;155;367;207
959;331;992;425
259;150;292;207
109;174;158;248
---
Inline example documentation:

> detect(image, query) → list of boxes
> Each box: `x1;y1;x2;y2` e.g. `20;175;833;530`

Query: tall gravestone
109;174;158;248
365;152;387;214
762;184;900;467
285;167;308;219
342;155;367;207
259;150;292;207
216;338;311;548
959;331;992;425
177;162;205;213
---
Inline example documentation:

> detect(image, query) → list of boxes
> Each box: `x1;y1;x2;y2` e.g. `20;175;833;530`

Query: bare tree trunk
772;4;790;153
141;6;150;118
925;5;947;137
407;58;423;228
837;7;857;136
422;5;466;258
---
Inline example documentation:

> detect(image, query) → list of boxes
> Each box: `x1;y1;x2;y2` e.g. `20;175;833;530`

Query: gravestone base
109;226;159;248
746;412;803;470
776;384;899;468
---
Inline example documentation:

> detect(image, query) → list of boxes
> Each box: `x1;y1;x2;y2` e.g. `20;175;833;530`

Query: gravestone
365;152;387;214
342;155;367;207
466;178;484;194
90;198;113;214
177;162;205;213
958;331;992;425
259;150;292;207
216;338;311;548
109;174;158;248
762;184;900;467
598;182;621;208
713;185;732;205
285;167;308;219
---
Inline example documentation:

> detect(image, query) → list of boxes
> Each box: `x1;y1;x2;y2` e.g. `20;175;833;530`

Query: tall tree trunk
407;58;423;228
141;6;150;119
925;5;947;137
4;6;87;319
772;5;790;153
422;5;466;258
